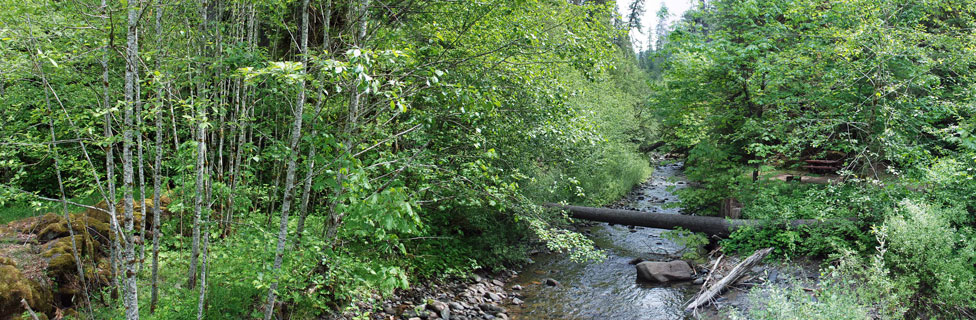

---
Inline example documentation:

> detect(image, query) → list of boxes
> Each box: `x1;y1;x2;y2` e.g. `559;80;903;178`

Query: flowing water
510;161;701;320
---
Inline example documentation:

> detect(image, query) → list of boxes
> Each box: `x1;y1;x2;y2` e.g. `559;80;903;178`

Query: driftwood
685;247;773;312
20;299;40;320
545;204;845;237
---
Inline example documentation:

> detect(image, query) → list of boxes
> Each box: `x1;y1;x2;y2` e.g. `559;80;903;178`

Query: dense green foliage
647;0;976;316
0;0;654;318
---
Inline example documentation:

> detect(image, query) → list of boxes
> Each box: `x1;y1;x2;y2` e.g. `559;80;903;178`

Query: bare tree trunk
263;0;309;317
198;165;213;319
137;36;148;274
345;0;370;135
150;2;165;313
188;0;210;290
102;0;122;298
295;0;332;247
122;0;142;318
44;78;94;319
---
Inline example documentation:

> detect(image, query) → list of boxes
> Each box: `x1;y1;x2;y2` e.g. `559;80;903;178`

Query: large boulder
0;257;53;319
0;196;171;320
635;260;694;283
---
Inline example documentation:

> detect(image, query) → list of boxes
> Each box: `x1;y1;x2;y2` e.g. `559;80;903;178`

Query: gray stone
511;285;522;291
491;279;504;286
511;297;523;305
485;292;502;301
429;301;450;320
635;260;695;283
478;303;506;314
449;302;465;311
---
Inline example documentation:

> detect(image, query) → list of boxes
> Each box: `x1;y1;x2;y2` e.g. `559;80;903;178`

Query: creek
509;161;701;319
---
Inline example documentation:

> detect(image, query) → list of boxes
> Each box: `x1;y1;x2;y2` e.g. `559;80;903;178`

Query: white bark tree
150;1;165;313
122;0;142;318
263;0;310;317
188;0;210;290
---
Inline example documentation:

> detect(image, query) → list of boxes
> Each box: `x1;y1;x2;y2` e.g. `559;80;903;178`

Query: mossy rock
21;213;62;235
40;235;101;277
0;264;53;319
36;214;112;248
85;198;168;232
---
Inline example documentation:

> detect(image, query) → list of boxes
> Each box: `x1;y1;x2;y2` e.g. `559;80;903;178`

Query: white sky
616;0;694;52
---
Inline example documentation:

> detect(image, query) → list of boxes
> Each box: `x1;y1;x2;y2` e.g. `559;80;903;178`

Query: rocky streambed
507;161;698;319
373;160;823;320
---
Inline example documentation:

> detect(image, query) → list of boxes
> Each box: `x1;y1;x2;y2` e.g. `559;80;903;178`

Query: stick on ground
685;247;773;313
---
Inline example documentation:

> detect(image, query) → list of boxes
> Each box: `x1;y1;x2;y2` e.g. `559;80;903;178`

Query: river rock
544;278;560;286
478;303;506;313
511;285;522;291
429;301;450;320
449;301;465;311
485;292;502;301
635;260;694;283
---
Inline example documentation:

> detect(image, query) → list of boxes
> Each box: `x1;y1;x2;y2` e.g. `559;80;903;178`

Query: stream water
509;161;701;319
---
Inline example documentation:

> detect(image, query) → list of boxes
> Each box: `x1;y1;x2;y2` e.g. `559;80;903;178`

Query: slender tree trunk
150;2;165;313
295;0;332;247
198;165;212;319
263;0;309;317
102;0;122;298
345;0;370;135
188;0;210;290
122;0;142;318
44;81;94;320
137;36;148;274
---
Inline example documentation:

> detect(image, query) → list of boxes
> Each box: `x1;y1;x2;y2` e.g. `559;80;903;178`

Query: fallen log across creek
544;204;852;237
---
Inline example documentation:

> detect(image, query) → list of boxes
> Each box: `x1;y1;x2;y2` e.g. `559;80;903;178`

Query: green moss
0;264;53;318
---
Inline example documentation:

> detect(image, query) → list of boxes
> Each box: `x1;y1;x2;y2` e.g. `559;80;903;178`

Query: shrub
881;199;976;312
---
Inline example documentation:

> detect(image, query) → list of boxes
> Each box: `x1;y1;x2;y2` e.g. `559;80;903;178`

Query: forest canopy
0;0;653;318
2;0;976;318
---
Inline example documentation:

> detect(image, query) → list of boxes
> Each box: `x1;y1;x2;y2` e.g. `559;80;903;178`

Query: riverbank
368;271;523;320
372;158;828;320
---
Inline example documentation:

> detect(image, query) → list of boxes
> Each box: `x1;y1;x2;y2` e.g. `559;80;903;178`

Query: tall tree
121;0;142;318
654;4;670;51
101;0;122;297
263;0;311;318
188;0;210;290
626;0;646;31
149;1;165;313
295;0;332;247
